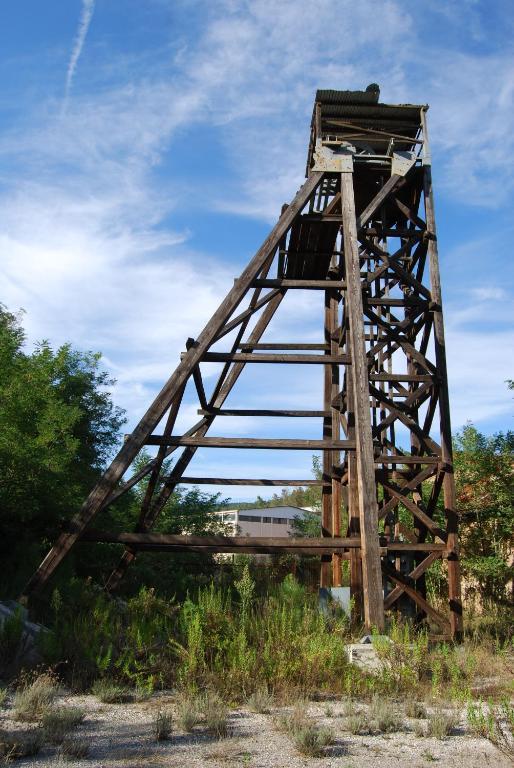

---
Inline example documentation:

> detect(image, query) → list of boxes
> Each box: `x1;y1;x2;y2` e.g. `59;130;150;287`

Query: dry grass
42;706;85;744
426;709;459;739
247;686;273;714
346;712;373;735
202;693;230;738
58;736;90;760
369;696;404;733
91;679;132;703
13;672;59;722
405;699;427;719
176;693;202;732
292;724;335;757
153;709;173;741
0;728;43;760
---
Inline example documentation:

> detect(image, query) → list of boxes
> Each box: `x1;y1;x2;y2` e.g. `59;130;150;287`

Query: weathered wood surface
146;436;356;450
341;168;385;632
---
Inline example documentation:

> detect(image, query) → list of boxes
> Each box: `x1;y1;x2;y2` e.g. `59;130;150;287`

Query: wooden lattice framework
23;85;463;639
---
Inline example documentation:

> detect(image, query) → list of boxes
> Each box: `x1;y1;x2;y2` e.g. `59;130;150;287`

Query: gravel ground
1;691;511;768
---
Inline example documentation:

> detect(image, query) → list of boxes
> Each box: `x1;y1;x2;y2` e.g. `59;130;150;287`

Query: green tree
0;305;125;595
453;423;514;605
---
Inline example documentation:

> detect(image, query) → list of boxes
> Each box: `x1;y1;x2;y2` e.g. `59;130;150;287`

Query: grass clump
0;728;43;760
293;724;334;757
42;706;85;744
405;699;427;719
369;695;403;733
276;703;334;757
202;693;230;738
176;694;202;732
91;679;131;703
0;689;7;708
154;709;173;741
247;686;273;714
346;712;373;735
13;672;58;721
426;709;459;739
58;736;90;760
275;702;309;734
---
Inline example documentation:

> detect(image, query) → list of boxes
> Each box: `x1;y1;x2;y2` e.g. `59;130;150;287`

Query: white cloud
1;0;512;495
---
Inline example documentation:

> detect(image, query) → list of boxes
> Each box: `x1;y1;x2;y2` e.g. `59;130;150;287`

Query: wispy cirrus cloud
63;0;96;110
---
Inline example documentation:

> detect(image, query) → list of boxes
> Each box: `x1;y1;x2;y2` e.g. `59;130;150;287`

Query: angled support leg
22;172;324;598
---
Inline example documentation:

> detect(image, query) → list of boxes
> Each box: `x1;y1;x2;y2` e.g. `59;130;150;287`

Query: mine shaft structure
24;86;462;639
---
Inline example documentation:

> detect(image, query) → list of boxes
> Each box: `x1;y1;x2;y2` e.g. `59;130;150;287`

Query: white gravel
1;691;511;767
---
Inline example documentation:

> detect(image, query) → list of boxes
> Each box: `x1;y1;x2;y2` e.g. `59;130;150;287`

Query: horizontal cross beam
190;353;350;365
251;279;346;290
80;531;448;554
175;477;330;486
197;409;330;417
145;436;356;450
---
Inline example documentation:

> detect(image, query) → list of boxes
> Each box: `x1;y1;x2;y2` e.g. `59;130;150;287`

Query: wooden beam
381;562;451;634
175;477;329;486
83;532;361;549
146;436;356;450
421;108;462;639
197;352;351;365
356;174;404;230
238;343;328;351
341;168;385;632
252;279;346;290
198;409;330;417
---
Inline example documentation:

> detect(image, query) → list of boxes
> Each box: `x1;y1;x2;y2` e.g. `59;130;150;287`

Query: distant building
217;505;309;538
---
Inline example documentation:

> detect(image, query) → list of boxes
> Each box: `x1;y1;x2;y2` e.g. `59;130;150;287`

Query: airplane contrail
63;0;96;110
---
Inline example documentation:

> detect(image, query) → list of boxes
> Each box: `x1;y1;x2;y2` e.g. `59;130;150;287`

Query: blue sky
1;0;513;501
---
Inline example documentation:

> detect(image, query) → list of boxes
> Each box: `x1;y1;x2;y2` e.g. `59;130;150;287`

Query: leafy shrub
13;672;58;721
42;706;85;744
0;609;26;679
41;583;175;691
467;699;514;757
154;710;173;741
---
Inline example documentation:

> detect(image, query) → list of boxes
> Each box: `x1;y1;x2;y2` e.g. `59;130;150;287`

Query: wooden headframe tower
23;85;462;639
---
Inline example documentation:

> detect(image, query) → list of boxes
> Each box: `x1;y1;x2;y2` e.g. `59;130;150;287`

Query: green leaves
0;304;126;595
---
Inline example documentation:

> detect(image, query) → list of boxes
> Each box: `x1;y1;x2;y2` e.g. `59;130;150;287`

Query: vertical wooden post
330;291;342;587
341;169;385;632
321;291;333;588
421;108;463;640
347;370;363;622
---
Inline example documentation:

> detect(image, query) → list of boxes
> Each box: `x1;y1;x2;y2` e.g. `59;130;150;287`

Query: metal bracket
391;151;416;177
312;140;354;172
